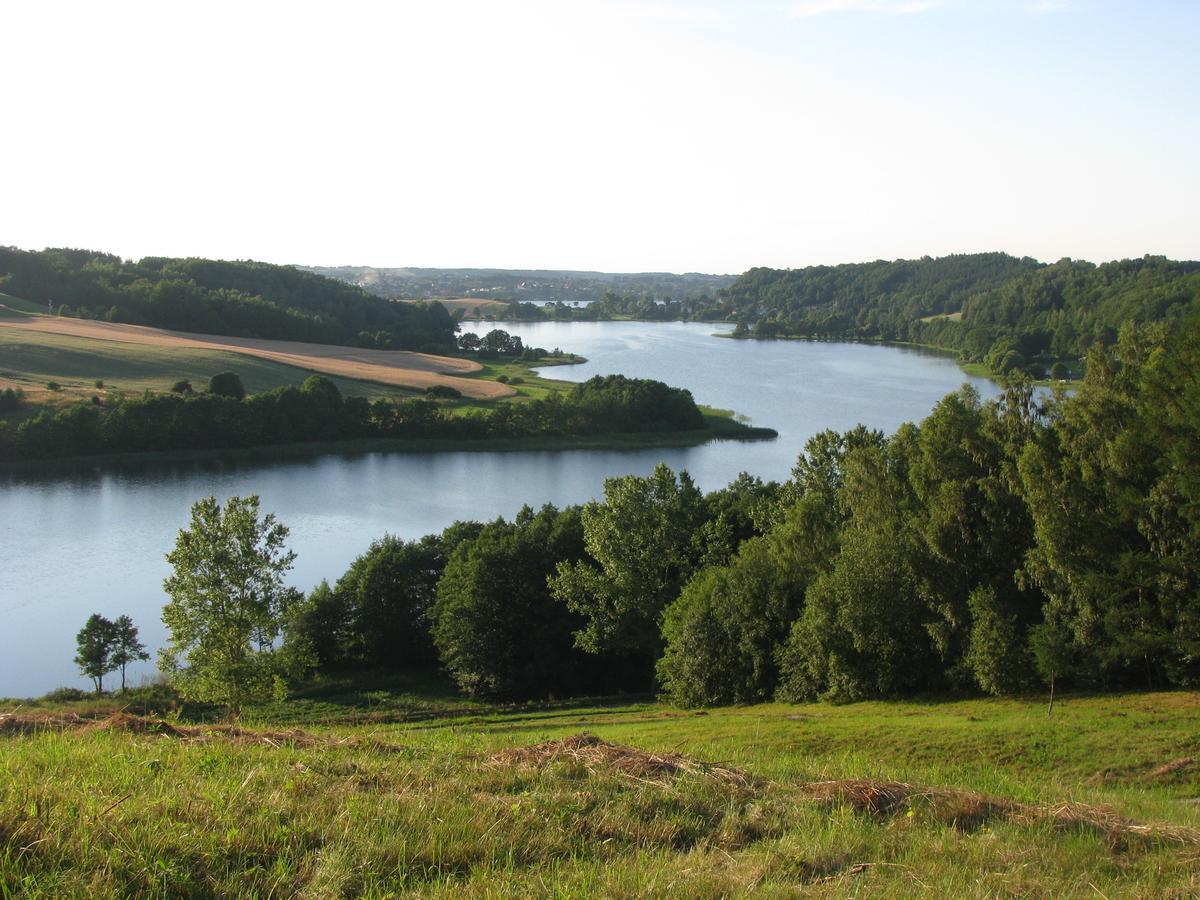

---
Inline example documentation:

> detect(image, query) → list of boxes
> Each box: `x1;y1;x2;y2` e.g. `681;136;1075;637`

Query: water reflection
0;323;1001;696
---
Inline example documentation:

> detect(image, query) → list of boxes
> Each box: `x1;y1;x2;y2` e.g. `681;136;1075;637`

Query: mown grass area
3;687;1199;896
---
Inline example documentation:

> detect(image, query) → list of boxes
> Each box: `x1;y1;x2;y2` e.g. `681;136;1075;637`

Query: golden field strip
0;310;515;400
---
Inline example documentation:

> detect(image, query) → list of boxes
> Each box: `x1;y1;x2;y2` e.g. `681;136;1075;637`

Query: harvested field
0;311;515;399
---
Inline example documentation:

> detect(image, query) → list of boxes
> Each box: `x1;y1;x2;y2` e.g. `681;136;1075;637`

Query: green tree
110;615;150;692
160;495;298;708
549;464;706;684
431;505;590;699
75;613;116;693
658;535;804;707
334;534;444;668
208;371;245;399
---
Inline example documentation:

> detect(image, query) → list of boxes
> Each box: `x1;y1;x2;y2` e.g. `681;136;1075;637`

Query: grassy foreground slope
3;689;1199;897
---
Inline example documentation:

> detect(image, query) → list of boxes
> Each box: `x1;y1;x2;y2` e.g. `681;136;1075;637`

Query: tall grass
2;690;1199;896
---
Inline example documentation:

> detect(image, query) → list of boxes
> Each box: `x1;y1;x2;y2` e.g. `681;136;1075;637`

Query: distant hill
302;265;737;304
716;252;1200;375
0;247;458;352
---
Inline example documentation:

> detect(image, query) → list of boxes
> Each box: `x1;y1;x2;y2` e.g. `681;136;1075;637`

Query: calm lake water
0;322;1000;696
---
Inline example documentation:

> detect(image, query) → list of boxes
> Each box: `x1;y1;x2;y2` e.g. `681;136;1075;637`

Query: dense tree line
304;264;736;305
469;292;726;323
285;467;777;698
283;312;1200;705
0;247;459;351
0;373;708;462
717;253;1200;377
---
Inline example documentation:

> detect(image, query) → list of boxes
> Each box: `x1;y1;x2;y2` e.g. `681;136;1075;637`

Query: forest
275;311;1200;706
8;247;1198;385
0;247;459;351
0;373;713;462
717;253;1200;377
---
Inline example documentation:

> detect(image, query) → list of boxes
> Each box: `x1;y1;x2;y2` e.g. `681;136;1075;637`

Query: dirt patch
0;314;515;399
485;732;755;788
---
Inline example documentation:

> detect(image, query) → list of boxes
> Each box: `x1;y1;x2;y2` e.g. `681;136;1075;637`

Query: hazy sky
4;0;1197;273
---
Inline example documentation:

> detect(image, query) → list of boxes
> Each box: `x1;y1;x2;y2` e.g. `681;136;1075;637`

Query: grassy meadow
3;685;1199;897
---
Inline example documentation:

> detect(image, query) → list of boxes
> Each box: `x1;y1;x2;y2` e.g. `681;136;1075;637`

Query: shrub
0;387;23;411
46;381;62;391
171;380;193;394
425;385;463;399
41;686;90;702
208;371;245;399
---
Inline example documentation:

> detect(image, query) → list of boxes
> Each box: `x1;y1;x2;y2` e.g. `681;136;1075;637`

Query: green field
0;292;49;316
3;686;1199;896
0;327;426;405
0;309;586;413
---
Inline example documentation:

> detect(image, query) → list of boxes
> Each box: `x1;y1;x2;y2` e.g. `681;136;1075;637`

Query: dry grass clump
486;734;1200;848
798;778;1200;846
0;710;85;736
1147;757;1195;779
485;732;755;788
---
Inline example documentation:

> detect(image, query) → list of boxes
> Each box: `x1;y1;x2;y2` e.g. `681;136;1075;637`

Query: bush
41;686;90;702
495;375;510;384
46;381;62;391
1050;362;1070;380
658;537;802;707
208;371;245;399
94;379;105;389
508;376;524;385
0;387;23;411
171;380;193;394
425;385;462;399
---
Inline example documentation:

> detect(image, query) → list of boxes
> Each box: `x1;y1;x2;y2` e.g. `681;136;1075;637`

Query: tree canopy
160;495;299;708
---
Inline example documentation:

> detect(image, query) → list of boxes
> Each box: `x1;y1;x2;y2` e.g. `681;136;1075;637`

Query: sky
3;0;1198;273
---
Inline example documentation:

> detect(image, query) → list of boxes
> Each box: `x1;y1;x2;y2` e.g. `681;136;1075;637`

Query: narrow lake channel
0;322;1001;696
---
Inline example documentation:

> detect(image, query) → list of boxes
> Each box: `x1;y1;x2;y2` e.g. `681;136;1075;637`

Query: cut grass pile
2;690;1200;896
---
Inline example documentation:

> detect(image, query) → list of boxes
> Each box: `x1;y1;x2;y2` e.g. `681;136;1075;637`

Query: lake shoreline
712;331;1075;388
0;420;778;478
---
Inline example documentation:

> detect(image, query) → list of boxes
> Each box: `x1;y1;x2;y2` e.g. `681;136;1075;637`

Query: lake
0;322;1001;696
